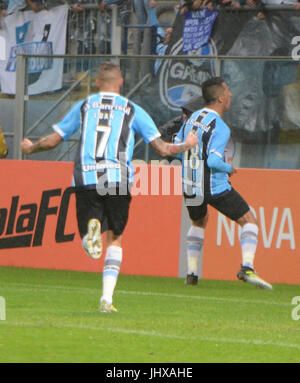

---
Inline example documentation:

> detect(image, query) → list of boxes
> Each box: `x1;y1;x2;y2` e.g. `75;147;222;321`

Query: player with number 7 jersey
53;91;161;191
20;62;198;313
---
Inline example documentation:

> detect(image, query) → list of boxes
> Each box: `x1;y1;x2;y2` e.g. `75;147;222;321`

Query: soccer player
20;62;198;313
175;77;272;290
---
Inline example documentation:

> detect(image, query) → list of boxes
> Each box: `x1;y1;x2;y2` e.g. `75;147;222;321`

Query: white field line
1;320;300;351
0;281;291;307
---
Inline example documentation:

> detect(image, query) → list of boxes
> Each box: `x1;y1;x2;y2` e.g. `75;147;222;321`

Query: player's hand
294;2;300;10
98;1;106;12
72;3;84;12
229;166;237;177
186;131;198;149
227;157;237;176
20;138;34;155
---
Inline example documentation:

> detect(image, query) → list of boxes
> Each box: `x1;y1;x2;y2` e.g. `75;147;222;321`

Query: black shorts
75;188;132;238
185;188;250;222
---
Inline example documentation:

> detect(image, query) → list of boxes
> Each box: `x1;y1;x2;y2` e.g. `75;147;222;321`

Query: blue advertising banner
182;9;218;54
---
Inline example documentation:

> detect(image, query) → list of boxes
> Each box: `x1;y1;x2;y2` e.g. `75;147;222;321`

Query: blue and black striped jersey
53;92;161;188
175;107;232;197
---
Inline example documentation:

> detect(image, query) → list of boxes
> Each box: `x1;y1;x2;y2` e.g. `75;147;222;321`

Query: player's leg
236;210;272;290
75;189;105;260
236;209;259;271
99;190;132;312
99;230;122;313
210;188;272;290
185;201;208;285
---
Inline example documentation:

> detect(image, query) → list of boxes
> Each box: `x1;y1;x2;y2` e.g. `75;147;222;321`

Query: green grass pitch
0;266;299;363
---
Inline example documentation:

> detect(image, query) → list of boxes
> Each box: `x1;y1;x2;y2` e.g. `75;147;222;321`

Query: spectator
0;1;7;19
179;0;214;14
98;0;132;54
70;0;97;71
294;0;300;9
26;0;42;12
190;0;215;11
153;27;173;73
3;0;43;14
133;0;152;25
147;1;175;73
231;0;266;19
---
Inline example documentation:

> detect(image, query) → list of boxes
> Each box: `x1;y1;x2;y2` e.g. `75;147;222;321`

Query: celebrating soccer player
175;77;272;290
20;62;198;312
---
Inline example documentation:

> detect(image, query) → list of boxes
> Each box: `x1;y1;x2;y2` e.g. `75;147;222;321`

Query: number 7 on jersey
96;125;112;159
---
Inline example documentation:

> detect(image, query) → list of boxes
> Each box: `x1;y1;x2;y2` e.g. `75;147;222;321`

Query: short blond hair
97;62;122;84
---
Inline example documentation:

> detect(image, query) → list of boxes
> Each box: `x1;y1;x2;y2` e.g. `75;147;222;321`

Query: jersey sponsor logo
82;162;121;172
0;187;75;250
90;101;131;116
189;118;212;132
158;38;217;111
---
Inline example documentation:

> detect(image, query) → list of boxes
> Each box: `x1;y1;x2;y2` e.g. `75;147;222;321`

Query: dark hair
181;96;205;116
201;77;225;104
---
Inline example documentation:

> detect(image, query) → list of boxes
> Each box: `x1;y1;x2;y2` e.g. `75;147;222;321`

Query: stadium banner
182;9;218;54
153;9;300;139
0;160;299;285
0;4;68;95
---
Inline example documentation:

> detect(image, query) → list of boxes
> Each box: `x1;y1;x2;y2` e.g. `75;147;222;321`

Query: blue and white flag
182;9;218;54
0;4;68;95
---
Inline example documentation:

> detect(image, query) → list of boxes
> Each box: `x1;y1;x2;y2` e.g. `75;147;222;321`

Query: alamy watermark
95;153;204;207
291;296;300;321
0;296;6;320
291;36;300;61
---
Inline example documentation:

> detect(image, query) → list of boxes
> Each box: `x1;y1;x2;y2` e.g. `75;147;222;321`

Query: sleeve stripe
148;132;161;142
209;149;223;158
53;124;66;139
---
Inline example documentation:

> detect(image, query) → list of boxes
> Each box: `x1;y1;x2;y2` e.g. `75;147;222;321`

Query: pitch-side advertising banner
0;160;299;285
0;4;68;95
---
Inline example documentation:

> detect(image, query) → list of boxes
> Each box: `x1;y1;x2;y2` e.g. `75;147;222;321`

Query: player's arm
206;118;234;175
21;100;84;155
150;131;198;157
207;151;235;175
21;132;63;155
132;103;197;157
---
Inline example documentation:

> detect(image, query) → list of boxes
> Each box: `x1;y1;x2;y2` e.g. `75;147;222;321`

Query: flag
0;4;68;95
182;9;218;54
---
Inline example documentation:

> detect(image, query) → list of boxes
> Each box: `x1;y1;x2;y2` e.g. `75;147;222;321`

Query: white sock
186;226;204;276
240;223;258;270
101;246;122;305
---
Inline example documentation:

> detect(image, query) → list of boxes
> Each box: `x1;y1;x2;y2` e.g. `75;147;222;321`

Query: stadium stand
0;0;299;167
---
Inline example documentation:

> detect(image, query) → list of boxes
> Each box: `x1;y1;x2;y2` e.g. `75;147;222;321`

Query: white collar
202;107;220;117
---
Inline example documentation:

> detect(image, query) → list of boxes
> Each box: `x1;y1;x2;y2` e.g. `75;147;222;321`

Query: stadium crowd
1;0;299;19
0;0;299;57
0;0;299;67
